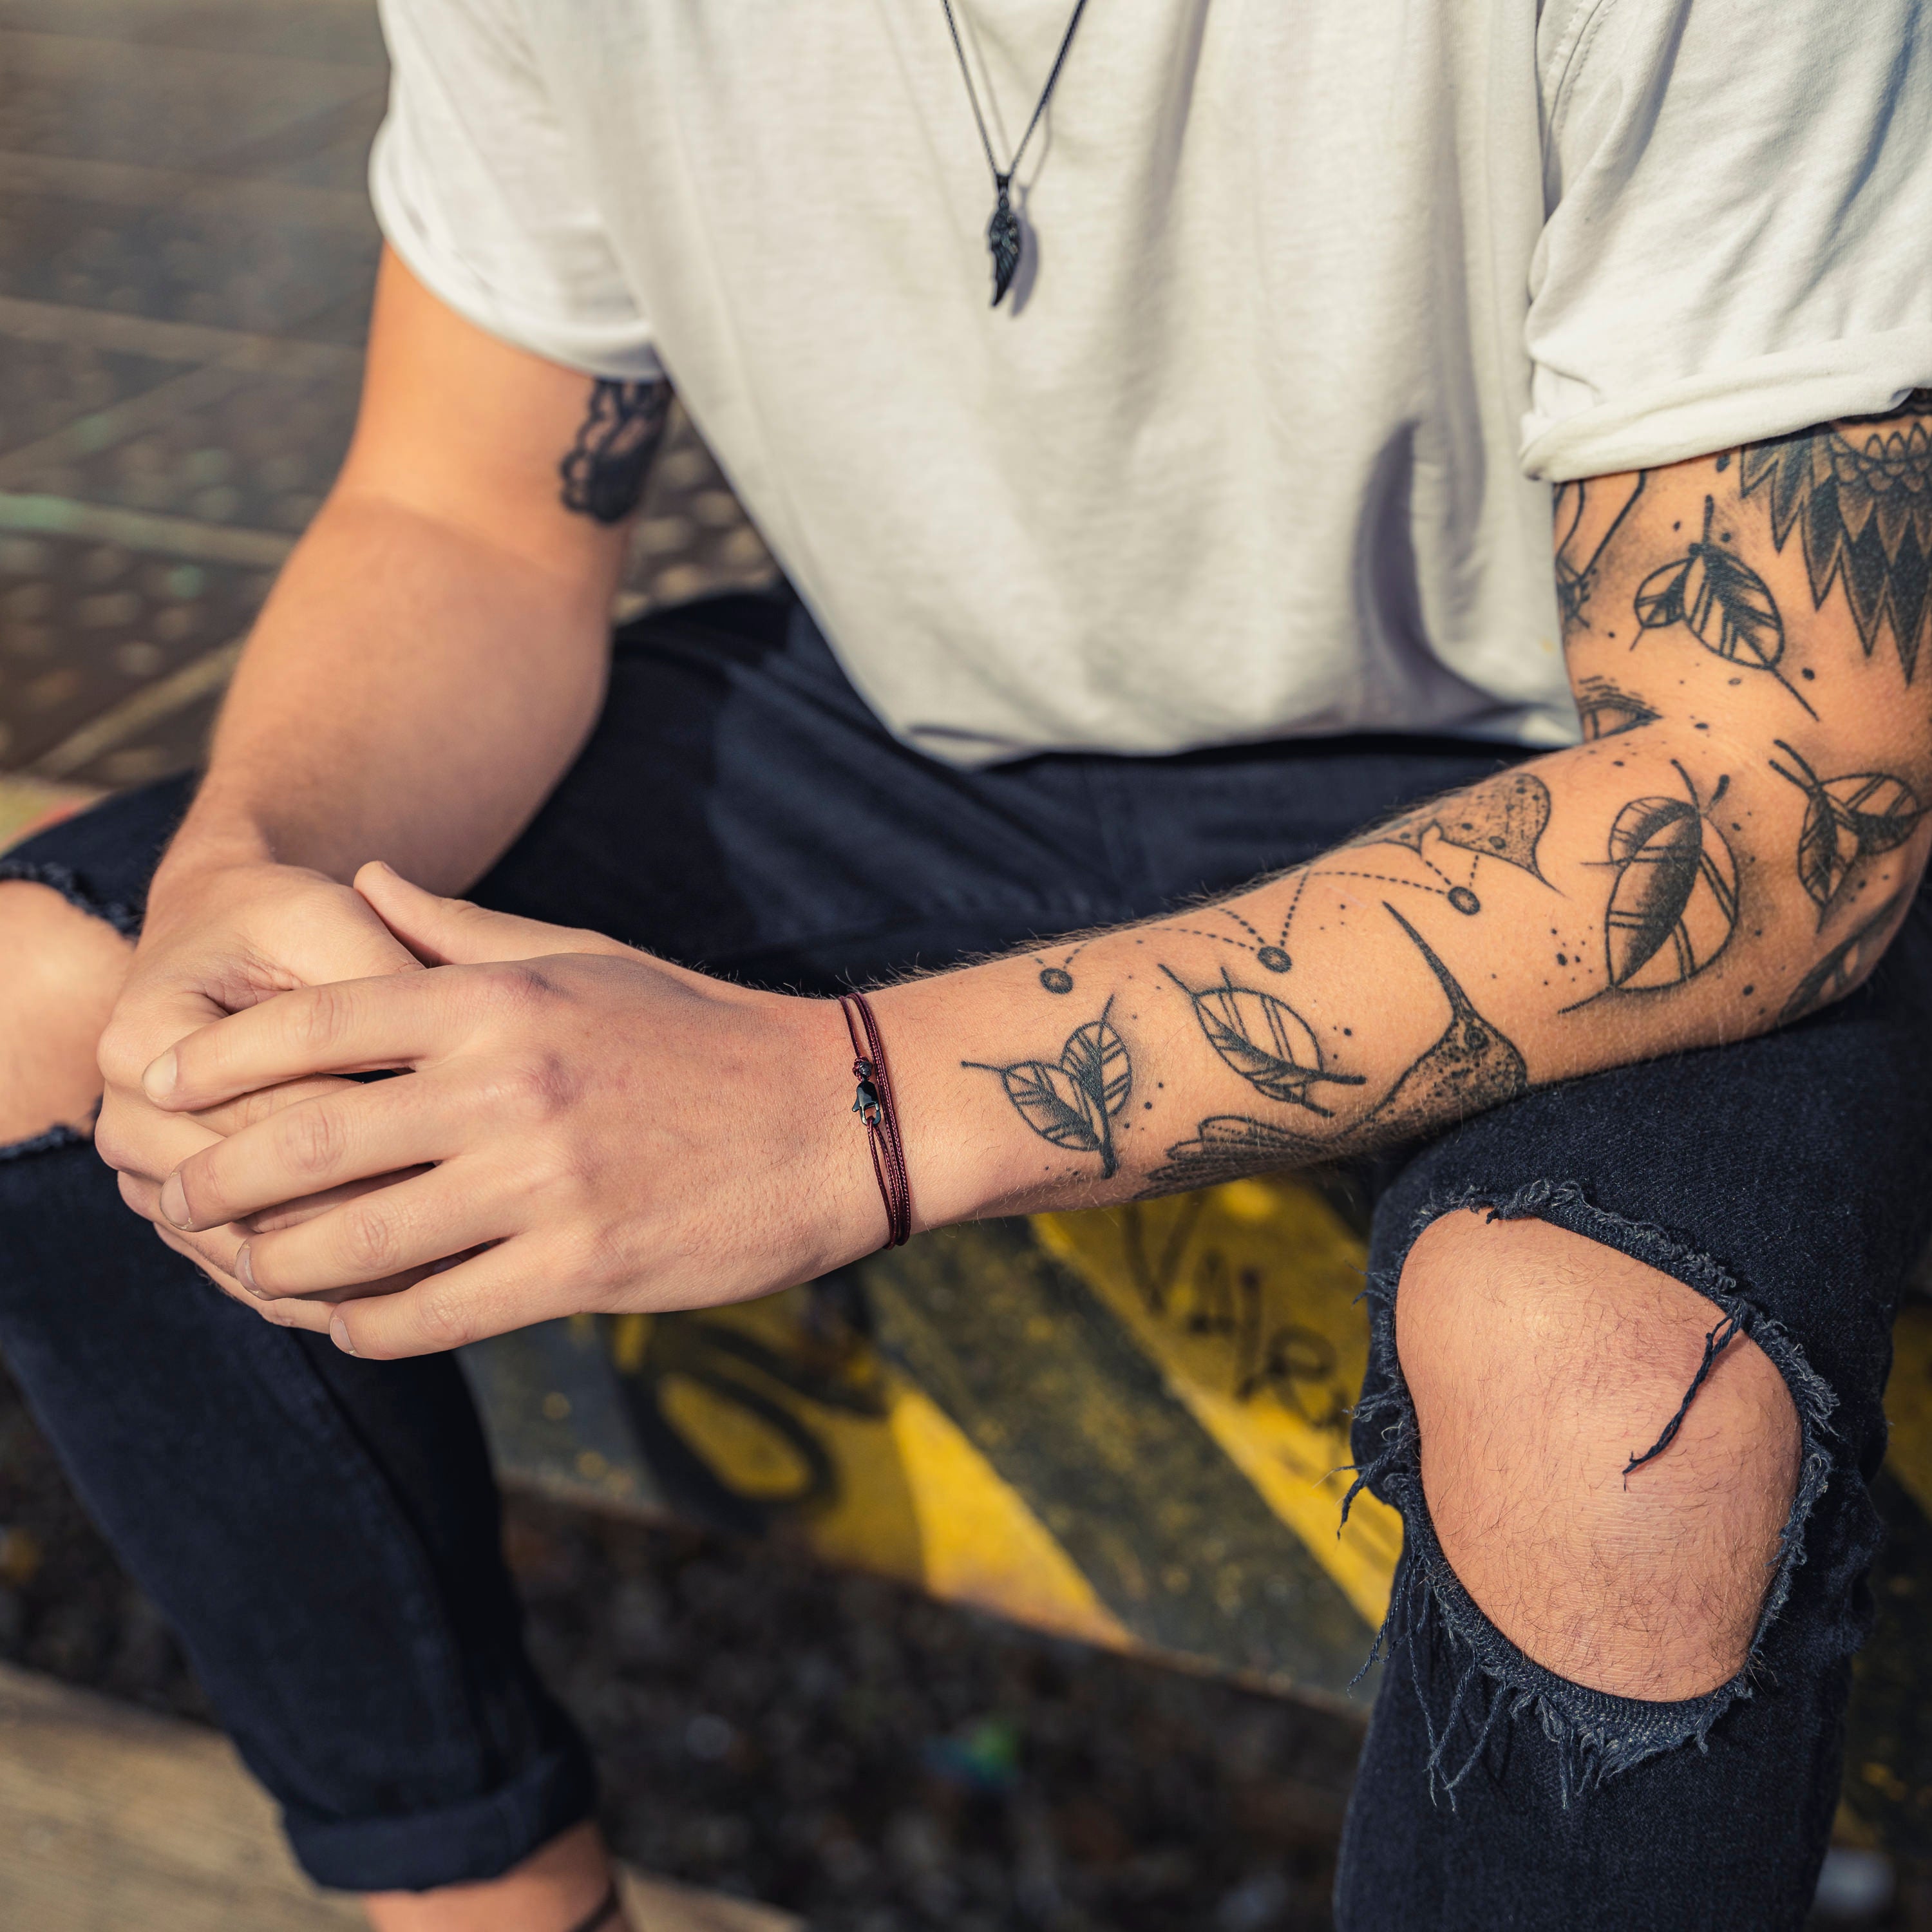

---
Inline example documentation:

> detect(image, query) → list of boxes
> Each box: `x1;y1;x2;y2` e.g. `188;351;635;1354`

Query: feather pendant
987;182;1022;307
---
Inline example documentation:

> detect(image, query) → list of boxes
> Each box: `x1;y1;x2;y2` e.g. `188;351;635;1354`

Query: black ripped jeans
3;592;1928;1925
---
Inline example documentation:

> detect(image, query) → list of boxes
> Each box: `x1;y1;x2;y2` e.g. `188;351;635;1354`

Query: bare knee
0;880;133;1144
1396;1209;1801;1702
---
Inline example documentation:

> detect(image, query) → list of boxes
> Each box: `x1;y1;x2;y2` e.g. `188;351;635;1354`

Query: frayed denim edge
1338;1177;1837;1809
0;857;142;939
0;1122;88;1161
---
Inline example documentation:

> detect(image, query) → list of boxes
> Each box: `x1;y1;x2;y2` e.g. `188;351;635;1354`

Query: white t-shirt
370;0;1932;766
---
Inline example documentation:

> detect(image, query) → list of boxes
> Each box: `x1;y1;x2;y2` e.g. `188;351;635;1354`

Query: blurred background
0;6;1927;1930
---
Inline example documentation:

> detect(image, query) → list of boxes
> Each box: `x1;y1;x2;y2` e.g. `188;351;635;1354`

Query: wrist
861;968;1045;1230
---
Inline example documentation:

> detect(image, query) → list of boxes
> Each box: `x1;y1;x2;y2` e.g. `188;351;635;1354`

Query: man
1;0;1928;1926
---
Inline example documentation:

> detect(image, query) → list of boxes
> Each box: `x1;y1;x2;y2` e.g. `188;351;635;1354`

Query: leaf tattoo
1633;495;1816;718
1159;965;1365;1115
1600;762;1739;992
1768;739;1927;925
964;1000;1132;1179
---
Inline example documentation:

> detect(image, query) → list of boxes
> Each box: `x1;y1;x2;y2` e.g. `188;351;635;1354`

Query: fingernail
159;1172;191;1229
235;1243;262;1298
142;1050;179;1102
330;1313;357;1357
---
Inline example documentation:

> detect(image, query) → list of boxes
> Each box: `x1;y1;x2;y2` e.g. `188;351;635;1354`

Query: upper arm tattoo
1631;495;1814;717
1739;392;1932;682
559;375;672;525
1555;471;1647;640
958;399;1932;1207
1767;739;1926;926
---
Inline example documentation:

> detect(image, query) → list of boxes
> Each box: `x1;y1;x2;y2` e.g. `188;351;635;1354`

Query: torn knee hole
1393;1208;1804;1702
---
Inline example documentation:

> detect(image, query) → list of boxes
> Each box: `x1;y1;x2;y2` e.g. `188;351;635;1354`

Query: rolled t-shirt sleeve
370;0;660;380
1522;0;1932;482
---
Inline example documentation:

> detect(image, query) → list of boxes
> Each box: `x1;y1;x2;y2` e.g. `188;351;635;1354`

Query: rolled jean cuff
283;1739;599;1894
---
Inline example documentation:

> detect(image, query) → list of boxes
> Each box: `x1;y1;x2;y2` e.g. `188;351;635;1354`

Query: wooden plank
0;1663;799;1931
0;1661;363;1930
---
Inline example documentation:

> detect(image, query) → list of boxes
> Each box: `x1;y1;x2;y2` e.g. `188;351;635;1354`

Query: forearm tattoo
558;375;672;525
961;392;1932;1203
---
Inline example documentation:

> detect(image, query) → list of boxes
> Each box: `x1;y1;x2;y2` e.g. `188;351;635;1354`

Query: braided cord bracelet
838;990;913;1248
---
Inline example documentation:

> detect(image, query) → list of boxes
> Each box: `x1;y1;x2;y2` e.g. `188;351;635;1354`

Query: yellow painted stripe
1037;1184;1402;1630
885;1381;1131;1649
1885;1299;1932;1523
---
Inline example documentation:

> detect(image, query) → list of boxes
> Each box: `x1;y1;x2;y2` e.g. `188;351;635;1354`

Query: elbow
1772;872;1923;1028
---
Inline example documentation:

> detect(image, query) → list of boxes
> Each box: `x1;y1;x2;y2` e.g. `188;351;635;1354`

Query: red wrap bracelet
839;990;913;1249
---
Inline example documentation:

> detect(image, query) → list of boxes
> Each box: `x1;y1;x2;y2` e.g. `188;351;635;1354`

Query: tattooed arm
131;395;1932;1356
878;393;1932;1215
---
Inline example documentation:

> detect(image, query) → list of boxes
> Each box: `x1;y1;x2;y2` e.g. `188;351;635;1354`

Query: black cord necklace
939;0;1092;307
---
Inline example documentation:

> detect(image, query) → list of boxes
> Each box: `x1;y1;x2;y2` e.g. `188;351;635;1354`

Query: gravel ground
0;1351;1365;1929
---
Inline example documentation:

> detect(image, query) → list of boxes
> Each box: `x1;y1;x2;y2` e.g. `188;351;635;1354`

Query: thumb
353;861;634;966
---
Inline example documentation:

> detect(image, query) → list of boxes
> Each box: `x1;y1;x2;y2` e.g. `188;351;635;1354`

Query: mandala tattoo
559;376;672;525
1740;392;1932;682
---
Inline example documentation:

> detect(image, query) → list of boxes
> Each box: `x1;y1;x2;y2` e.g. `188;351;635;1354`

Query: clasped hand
112;866;873;1358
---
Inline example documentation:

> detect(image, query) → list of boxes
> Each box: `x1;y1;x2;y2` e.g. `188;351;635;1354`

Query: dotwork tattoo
1158;963;1365;1115
1356;770;1552;888
1140;907;1530;1191
1574;676;1660;742
1741;393;1932;683
1779;880;1917;1025
1767;739;1926;927
1358;903;1529;1139
1166;771;1554;976
1633;495;1816;718
1555;472;1647;639
559;376;672;525
964;1000;1132;1179
1032;938;1095;994
1596;762;1739;995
